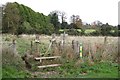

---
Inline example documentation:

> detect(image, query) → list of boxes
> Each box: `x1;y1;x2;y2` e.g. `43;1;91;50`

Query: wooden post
72;40;75;50
76;41;79;57
88;41;94;62
12;39;16;56
60;32;67;53
30;41;33;55
51;34;56;47
102;36;108;60
34;35;40;56
58;41;62;53
35;42;38;55
72;40;75;53
51;34;56;55
36;34;39;40
63;32;65;46
104;36;107;45
72;41;82;58
74;41;77;55
79;42;83;58
52;34;56;39
72;40;80;57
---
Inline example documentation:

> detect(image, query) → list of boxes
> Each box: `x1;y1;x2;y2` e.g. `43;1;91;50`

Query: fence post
72;40;80;58
102;36;108;60
63;32;65;48
88;41;94;62
72;40;75;53
60;32;67;54
30;41;33;55
59;41;62;54
12;39;16;56
34;35;40;56
76;41;79;57
51;34;56;47
79;42;83;58
51;34;57;55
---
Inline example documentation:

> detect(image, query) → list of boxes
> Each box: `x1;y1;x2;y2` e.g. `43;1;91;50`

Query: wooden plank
35;56;61;60
38;64;61;68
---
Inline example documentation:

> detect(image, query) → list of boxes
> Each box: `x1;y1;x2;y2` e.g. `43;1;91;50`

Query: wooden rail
38;64;61;68
35;56;61;60
35;56;61;68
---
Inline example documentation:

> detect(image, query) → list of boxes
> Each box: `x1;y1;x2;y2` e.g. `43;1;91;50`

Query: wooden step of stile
35;56;61;60
38;64;61;68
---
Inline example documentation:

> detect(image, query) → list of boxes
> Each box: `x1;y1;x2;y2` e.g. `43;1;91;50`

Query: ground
1;34;119;78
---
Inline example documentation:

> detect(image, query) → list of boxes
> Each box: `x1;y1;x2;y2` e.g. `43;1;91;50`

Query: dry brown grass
2;34;118;63
2;43;26;70
64;45;76;60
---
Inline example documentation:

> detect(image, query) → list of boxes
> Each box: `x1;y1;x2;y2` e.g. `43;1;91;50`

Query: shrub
2;44;31;78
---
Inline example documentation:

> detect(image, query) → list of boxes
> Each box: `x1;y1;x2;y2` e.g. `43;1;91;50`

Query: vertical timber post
60;32;66;54
51;34;56;55
88;41;94;62
63;32;65;49
72;40;76;53
12;39;16;56
76;41;79;58
30;41;33;55
51;34;56;48
34;35;40;57
72;40;79;58
79;43;83;58
102;36;108;60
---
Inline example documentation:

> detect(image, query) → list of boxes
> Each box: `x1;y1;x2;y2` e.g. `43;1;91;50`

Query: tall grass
2;41;31;78
2;34;119;78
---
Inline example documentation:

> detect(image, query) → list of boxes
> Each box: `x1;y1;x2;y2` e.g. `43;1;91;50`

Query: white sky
1;0;119;26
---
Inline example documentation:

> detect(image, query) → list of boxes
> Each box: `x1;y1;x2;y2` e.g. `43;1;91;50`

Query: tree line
2;2;119;36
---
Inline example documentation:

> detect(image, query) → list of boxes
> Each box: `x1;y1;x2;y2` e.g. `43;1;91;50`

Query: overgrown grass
48;61;118;78
2;40;31;78
2;34;119;78
2;66;31;78
16;37;31;55
0;66;2;79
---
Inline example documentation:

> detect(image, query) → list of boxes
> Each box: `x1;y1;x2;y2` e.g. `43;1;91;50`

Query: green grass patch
85;29;96;33
59;29;96;33
2;66;31;78
77;29;82;32
16;38;31;55
59;29;64;32
0;66;2;79
110;30;115;33
48;61;118;78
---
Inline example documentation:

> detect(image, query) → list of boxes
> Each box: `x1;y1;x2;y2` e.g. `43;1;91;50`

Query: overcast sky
1;0;119;26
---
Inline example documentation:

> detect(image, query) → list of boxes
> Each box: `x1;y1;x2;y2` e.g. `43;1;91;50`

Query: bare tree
70;15;76;24
70;15;82;28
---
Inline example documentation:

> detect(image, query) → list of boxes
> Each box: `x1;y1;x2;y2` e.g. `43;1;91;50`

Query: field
1;34;119;78
59;29;114;34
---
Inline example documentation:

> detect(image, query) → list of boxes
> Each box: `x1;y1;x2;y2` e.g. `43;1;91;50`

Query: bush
2;44;31;78
90;30;101;36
